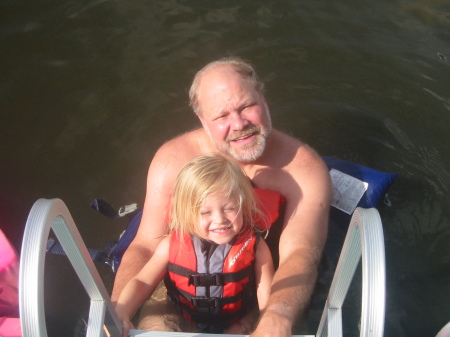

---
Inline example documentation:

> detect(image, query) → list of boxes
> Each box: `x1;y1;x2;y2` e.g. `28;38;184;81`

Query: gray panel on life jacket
209;239;233;298
192;236;234;317
192;236;208;297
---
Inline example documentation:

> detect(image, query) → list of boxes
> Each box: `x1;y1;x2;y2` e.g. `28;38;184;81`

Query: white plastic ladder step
129;331;314;337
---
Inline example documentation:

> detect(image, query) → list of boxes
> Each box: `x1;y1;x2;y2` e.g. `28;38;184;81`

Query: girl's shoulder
158;234;173;250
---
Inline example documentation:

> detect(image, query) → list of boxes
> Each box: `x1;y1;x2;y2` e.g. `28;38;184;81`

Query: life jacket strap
191;293;242;308
185;304;246;325
165;271;256;310
167;262;253;287
189;273;224;287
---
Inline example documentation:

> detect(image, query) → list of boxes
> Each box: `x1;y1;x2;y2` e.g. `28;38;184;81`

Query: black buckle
188;273;224;287
191;296;221;308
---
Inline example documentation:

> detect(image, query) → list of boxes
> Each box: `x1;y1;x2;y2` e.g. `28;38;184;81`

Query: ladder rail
19;198;123;337
316;207;386;337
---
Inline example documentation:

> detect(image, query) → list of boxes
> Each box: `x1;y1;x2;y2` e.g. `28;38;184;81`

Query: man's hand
120;318;135;337
250;308;292;337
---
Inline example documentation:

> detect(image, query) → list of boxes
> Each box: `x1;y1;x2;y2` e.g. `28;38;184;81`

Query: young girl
115;153;275;336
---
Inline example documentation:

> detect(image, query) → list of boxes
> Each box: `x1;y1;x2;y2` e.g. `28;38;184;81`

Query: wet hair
189;56;265;115
169;153;261;239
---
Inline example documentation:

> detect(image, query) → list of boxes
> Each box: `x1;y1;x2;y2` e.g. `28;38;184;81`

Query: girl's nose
212;211;227;224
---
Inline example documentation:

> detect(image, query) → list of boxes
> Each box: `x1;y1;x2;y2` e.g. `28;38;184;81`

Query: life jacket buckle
191;296;221;308
188;273;224;287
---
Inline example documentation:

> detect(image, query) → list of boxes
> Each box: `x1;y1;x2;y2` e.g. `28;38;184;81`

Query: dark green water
1;1;449;336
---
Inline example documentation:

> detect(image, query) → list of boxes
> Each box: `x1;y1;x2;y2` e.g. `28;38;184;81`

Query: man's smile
228;126;260;143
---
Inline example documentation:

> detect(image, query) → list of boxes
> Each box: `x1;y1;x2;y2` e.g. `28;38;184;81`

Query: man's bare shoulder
159;128;202;152
252;129;329;193
267;130;325;170
281;131;328;181
145;128;217;193
153;128;212;163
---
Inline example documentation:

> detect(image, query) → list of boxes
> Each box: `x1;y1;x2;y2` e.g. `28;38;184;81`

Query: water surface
1;1;449;336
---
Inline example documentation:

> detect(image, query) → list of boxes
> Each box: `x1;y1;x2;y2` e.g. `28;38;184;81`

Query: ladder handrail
19;198;123;337
316;207;386;337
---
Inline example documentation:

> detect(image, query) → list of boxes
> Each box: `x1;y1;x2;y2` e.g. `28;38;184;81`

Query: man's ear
197;113;204;125
261;93;267;104
198;114;210;137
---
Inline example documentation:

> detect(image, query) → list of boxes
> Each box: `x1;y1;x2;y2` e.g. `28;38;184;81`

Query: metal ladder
19;198;385;337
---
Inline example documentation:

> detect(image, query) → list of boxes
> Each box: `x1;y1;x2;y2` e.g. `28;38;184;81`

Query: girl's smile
199;192;243;245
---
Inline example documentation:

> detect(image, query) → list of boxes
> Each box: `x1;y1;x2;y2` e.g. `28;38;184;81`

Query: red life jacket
165;231;259;333
252;188;285;230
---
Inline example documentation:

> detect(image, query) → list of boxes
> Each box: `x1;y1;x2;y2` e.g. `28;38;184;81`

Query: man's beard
214;123;272;163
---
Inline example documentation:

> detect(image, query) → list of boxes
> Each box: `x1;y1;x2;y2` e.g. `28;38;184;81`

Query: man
111;57;331;336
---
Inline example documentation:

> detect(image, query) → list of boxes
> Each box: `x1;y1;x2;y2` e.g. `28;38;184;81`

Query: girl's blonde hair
169;153;260;239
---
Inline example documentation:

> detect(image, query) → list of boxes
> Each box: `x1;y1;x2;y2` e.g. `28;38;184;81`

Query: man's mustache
226;126;261;142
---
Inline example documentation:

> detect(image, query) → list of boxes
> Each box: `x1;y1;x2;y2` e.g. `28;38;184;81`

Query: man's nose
230;111;247;130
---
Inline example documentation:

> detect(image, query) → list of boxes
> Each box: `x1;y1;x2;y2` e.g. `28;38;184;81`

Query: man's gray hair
189;57;265;115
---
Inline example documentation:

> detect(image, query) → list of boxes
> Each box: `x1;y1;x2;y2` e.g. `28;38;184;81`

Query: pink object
0;317;21;337
0;229;22;336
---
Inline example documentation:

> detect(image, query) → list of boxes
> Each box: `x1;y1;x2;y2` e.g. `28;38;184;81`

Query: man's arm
252;149;332;336
115;236;170;337
111;137;194;304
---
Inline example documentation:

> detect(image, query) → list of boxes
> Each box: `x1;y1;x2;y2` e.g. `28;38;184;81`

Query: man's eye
213;113;229;121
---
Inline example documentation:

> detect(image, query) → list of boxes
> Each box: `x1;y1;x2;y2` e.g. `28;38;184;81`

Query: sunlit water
1;1;449;336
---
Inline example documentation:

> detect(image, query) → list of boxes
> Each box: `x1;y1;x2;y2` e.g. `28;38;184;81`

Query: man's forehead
202;89;254;117
200;66;241;87
199;69;256;101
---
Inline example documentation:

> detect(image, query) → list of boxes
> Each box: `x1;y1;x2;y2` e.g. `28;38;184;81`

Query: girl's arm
115;235;171;336
254;238;275;311
224;238;275;335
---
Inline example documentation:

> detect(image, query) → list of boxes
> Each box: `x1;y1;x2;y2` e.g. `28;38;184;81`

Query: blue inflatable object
321;156;397;209
112;210;142;272
322;156;397;231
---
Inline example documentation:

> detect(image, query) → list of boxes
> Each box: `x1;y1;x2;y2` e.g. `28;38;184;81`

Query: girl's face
198;192;243;245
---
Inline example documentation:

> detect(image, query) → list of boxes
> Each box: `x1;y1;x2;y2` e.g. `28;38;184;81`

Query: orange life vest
165;231;259;333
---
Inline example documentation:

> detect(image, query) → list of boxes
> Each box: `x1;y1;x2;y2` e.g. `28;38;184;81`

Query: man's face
197;68;272;163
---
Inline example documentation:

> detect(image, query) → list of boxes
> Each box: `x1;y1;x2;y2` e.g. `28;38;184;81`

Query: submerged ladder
19;198;385;337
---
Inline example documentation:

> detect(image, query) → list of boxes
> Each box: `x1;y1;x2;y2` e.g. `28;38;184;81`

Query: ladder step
129;330;314;337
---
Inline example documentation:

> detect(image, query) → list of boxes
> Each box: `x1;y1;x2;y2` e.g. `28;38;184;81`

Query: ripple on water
384;118;450;195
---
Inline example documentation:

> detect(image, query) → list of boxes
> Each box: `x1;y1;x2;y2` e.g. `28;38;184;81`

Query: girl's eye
200;211;211;216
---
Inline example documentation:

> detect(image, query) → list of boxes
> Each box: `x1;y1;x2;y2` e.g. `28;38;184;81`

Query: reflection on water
1;1;449;336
